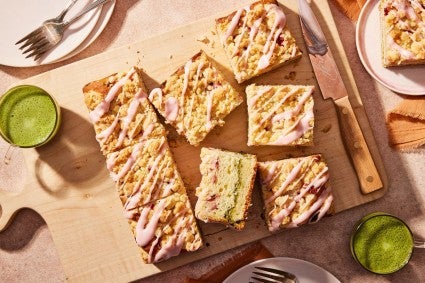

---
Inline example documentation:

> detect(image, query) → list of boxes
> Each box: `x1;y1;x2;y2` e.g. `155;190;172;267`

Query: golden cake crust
216;0;302;83
246;84;314;146
148;51;243;146
258;154;334;232
380;0;425;67
83;67;166;155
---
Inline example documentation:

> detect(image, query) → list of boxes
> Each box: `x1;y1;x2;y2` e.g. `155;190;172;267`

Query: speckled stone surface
1;1;424;282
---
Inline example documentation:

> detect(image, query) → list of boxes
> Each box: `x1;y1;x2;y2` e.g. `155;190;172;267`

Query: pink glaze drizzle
135;199;167;247
124;141;166;211
292;186;332;225
96;113;120;145
258;88;298;126
222;8;245;43
272;88;313;123
165;97;179;121
89;68;136;122
272;109;313;145
205;90;215;130
111;141;144;182
116;89;148;147
149;88;163;106
265;159;305;204
257;4;287;70
249;86;272;108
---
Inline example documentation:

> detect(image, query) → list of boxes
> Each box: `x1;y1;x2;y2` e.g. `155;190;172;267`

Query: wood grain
0;0;387;281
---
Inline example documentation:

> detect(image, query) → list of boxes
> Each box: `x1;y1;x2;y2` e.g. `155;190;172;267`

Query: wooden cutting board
0;0;387;281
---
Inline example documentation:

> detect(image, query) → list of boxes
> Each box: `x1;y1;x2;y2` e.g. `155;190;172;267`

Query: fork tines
15;26;49;60
250;266;297;283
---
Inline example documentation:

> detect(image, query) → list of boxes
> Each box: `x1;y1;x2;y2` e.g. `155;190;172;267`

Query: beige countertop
1;1;424;282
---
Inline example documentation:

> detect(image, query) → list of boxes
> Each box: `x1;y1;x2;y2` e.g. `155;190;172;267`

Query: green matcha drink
351;213;414;274
0;85;60;147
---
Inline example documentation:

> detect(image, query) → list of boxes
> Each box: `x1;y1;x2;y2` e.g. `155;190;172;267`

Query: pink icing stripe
292;187;332;225
89;68;136;122
148;88;163;105
272;87;313;123
180;59;192;120
135;198;167;247
205;90;215;130
112;141;144;182
116;88;148;147
222;8;244;43
257;27;283;70
258;88;298;126
265;159;305;204
269;201;296;232
257;4;287;70
165;97;179;121
249;86;272;108
232;7;250;56
272;109;313;145
153;210;189;262
124;141;166;211
261;162;278;185
387;35;416;59
96;113;120;145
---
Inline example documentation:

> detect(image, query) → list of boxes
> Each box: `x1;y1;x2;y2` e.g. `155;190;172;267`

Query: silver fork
15;0;79;54
250;266;298;283
15;0;112;61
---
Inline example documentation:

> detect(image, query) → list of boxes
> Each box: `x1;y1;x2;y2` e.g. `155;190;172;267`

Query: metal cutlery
250;266;297;283
16;0;112;61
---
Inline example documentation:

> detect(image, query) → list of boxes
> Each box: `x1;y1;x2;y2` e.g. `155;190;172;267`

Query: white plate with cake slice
224;257;341;283
356;0;425;96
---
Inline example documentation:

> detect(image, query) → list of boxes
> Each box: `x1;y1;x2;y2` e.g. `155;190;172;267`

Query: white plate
224;257;341;283
0;0;111;67
356;0;425;95
56;0;115;63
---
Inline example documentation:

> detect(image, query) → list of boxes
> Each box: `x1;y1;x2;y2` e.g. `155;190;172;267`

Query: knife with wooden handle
298;0;382;194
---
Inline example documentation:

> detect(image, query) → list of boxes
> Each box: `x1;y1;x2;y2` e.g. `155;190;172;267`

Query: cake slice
83;67;166;156
127;192;203;263
148;51;243;146
215;0;302;83
106;137;186;210
380;0;425;67
258;154;334;232
195;148;257;230
246;84;314;146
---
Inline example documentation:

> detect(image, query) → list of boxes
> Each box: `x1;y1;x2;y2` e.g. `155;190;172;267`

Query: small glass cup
350;212;424;274
0;85;61;164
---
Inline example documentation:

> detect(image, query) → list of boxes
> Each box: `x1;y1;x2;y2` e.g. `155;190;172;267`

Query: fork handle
64;0;112;27
57;0;79;22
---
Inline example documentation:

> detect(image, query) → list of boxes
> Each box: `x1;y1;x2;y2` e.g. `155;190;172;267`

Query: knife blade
298;0;382;194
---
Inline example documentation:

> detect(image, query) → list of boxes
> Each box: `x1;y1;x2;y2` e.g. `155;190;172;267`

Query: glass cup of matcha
0;85;61;162
351;212;424;274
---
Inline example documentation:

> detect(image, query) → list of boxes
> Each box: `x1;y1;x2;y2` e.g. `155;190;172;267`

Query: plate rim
223;256;341;283
355;0;425;96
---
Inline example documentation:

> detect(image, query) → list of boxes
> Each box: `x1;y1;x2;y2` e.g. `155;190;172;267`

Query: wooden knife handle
334;96;383;194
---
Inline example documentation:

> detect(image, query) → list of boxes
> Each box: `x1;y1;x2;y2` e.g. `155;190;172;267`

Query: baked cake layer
148;51;243;146
216;0;302;83
380;0;425;67
258;154;334;232
106;137;186;210
195;147;257;230
127;192;203;263
246;84;314;146
83;67;166;156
